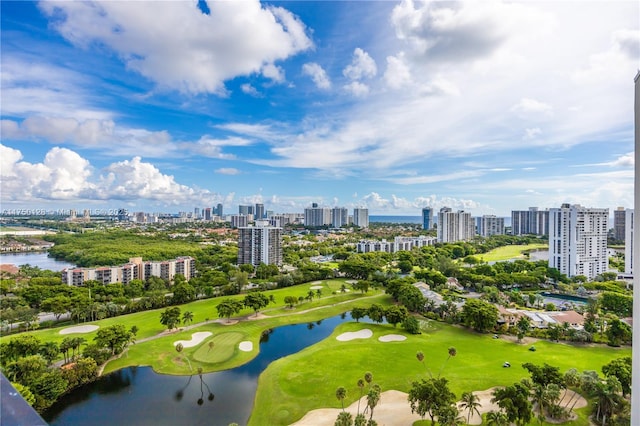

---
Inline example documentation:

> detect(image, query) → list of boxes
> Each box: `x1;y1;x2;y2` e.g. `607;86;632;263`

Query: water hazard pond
44;313;364;426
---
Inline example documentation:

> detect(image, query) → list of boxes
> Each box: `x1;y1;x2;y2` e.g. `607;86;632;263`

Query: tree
605;318;631;346
182;311;194;326
408;377;456;425
216;299;243;322
402;316;421;334
244;292;269;317
40;295;72;321
365;385;381;422
384;305;408;328
491;382;533;426
94;324;133;355
461;299;498;332
174;342;192;372
367;304;384;323
438;347;457;377
336;386;347;411
459;391;481;424
398;285;426;313
160;307;182;330
602;357;631;397
515;315;531;342
335;411;353;426
284;295;297;308
485;411;509;426
350;307;367;322
171;281;196;304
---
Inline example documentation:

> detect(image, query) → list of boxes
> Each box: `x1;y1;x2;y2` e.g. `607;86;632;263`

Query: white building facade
437;208;475;243
625;209;634;275
353;208;369;228
548;204;609;280
237;224;283;266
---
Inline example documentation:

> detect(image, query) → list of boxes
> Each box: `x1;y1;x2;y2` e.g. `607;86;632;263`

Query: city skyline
1;1;637;216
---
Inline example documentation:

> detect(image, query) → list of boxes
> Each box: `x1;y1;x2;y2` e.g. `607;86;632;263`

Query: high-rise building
255;203;265;220
331;207;349;227
437;207;475;243
548;203;609;280
614;207;626;242
238;205;251;215
215;203;223;217
230;215;249;228
625;209;634;275
194;207;200;219
204;207;212;221
353;207;369;228
632;72;640;425
478;215;505;237
422;207;433;230
237;224;282;266
304;205;331;227
511;207;549;235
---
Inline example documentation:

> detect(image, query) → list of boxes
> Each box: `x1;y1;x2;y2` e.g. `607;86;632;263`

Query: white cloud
344;81;370;97
342;48;377;80
384;54;412;89
241;84;263;97
511;98;553;117
613;29;640;60
39;1;312;95
215;168;240;175
524;128;542;140
358;192;483;212
302;62;331;89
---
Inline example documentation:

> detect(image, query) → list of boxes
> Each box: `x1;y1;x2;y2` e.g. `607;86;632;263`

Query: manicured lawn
250;321;629;426
193;331;245;364
102;293;393;375
476;243;548;262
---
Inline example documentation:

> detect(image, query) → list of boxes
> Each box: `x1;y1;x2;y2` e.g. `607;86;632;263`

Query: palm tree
207;341;215;353
364;372;373;387
335;411;353;426
416;351;433;378
356;378;365;415
175;342;192;372
438;346;457;377
182;311;194;326
486;410;509;426
336;386;347;411
459;391;481;424
366;385;380;422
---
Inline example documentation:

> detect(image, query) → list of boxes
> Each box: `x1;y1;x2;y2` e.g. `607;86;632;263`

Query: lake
0;252;76;271
44;313;370;426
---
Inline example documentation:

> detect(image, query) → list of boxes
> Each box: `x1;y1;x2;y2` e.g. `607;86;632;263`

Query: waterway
44;313;369;426
0;252;75;271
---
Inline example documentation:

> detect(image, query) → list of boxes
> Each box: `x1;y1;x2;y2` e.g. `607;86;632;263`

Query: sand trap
59;325;99;335
291;390;421;426
239;341;253;352
292;387;589;426
311;281;322;285
173;332;212;348
310;285;323;290
336;329;373;341
378;334;406;342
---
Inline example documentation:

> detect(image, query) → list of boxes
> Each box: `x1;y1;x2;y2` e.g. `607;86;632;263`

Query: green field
476;243;548;262
250;321;629;426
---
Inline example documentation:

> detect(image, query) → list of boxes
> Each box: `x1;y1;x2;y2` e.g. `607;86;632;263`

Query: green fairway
476;243;548;262
250;321;629;426
193;331;245;363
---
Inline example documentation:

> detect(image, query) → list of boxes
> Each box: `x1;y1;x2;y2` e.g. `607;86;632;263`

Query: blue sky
1;1;637;216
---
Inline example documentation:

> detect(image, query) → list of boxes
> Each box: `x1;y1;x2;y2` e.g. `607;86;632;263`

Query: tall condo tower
548;203;608;280
237;224;283;266
422;207;433;230
437;207;475;243
353;207;369;228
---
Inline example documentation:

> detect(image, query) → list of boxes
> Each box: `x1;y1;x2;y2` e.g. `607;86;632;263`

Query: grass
250;321;629;426
476;243;548;262
192;331;245;364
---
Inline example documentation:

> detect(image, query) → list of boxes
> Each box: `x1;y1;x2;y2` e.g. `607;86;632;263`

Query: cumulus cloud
613;29;640;60
384;54;412;89
39;1;312;94
302;62;331;89
1;145;222;206
344;81;370;97
343;48;377;80
358;192;482;212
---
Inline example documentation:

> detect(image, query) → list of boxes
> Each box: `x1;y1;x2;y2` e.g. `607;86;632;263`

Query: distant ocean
370;215;512;226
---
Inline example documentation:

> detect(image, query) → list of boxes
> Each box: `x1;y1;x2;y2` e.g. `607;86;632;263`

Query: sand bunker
311;281;322;285
59;325;99;335
310;285;323;290
336;329;373;341
239;341;253;352
378;334;406;342
173;332;212;348
291;390;421;426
